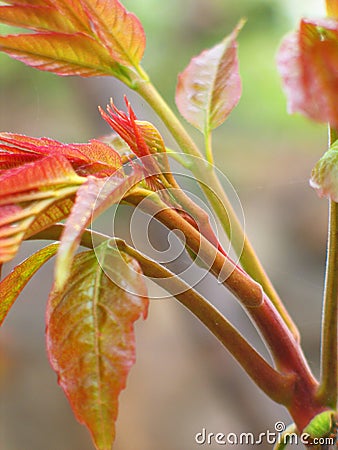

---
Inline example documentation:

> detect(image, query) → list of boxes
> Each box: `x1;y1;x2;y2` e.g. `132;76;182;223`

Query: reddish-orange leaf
0;243;58;326
277;18;338;127
46;244;148;450
0;133;122;176
0;155;84;263
80;0;145;67
0;5;77;33
326;0;338;19
0;153;39;171
55;169;143;289
0;32;120;77
25;197;75;239
0;154;84;198
0;0;145;78
72;139;123;176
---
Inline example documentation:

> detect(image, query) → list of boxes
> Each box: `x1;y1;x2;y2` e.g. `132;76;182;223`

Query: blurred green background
0;1;331;449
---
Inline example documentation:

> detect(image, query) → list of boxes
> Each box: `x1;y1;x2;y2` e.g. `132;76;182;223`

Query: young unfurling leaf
175;21;243;134
46;242;149;450
310;140;338;201
0;0;145;80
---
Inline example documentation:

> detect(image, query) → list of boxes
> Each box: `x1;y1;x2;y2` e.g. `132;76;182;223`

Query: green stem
134;76;300;341
204;128;214;165
27;225;294;404
317;129;338;409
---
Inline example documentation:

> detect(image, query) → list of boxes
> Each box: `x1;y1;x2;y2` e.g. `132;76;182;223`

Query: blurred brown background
0;0;330;449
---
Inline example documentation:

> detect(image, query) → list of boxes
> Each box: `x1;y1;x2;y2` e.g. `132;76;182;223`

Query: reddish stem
127;193;327;428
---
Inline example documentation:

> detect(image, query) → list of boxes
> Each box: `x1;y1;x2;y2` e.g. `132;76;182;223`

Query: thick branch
27;225;294;404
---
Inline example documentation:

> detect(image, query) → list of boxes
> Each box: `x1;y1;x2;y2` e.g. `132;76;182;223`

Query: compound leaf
0;0;145;78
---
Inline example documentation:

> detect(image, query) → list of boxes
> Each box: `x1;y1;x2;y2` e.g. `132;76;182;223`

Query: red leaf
176;22;243;133
0;0;145;77
55;169;144;289
0;243;58;325
277;18;338;127
46;243;148;450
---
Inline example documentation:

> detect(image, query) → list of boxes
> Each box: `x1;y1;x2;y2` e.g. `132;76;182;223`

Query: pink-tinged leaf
0;32;121;77
46;243;148;450
176;21;243;133
55;169;143;289
277;18;338;127
310;140;338;201
80;0;145;67
0;5;77;33
0;243;58;325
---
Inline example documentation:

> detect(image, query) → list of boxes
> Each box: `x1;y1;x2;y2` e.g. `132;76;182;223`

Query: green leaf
0;243;58;326
303;410;335;439
55;169;143;289
46;243;149;450
175;21;243;134
310;140;338;201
